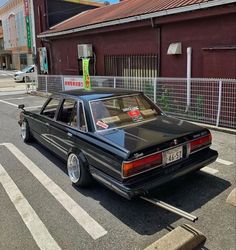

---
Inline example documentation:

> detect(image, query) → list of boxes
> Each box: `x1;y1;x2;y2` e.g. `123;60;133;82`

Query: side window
57;99;76;125
78;102;87;132
41;98;60;119
70;103;78;128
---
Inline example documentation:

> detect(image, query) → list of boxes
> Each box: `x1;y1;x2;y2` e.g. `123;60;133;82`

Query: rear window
90;94;161;131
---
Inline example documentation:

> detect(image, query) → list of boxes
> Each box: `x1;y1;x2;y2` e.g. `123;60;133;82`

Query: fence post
186;47;192;112
61;75;64;91
216;80;222;127
114;77;116;88
154;78;157;103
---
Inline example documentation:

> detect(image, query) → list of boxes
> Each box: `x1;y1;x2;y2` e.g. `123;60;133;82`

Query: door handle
45;122;50;127
67;132;72;137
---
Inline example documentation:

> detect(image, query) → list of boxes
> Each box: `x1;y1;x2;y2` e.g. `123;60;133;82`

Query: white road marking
216;158;233;166
0;99;18;107
0;91;26;96
201;166;219;175
0;100;41;110
3;97;25;101
26;105;42;110
1;143;107;240
0;163;61;250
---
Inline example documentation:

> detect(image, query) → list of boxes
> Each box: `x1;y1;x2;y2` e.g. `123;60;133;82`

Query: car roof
58;88;142;101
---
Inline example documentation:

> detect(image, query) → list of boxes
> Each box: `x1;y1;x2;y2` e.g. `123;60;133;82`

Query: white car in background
14;65;36;82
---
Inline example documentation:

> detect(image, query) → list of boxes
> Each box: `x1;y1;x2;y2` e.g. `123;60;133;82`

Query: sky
0;0;120;7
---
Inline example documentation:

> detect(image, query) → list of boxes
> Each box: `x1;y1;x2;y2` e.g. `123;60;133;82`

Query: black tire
21;120;33;143
67;153;92;187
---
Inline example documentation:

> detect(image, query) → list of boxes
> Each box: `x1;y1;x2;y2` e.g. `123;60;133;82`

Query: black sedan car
18;88;218;199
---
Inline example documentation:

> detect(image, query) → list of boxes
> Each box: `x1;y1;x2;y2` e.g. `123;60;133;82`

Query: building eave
38;0;236;39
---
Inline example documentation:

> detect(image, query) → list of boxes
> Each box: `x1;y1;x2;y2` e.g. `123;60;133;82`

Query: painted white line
201;166;219;175
26;105;42;110
3;97;25;101
2;143;107;240
0;163;61;250
0;99;42;110
0;90;26;96
0;99;18;107
216;158;233;166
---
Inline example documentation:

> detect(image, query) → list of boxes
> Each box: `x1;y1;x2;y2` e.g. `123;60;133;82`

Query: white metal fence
35;75;236;129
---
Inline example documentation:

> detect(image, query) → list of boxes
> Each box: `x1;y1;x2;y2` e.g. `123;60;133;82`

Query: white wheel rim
67;154;81;183
21;121;27;140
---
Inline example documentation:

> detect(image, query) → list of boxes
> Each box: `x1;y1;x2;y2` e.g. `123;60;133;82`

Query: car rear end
88;91;218;199
119;130;217;198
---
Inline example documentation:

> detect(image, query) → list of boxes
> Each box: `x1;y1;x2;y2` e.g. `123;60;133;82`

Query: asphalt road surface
0;92;235;250
0;69;17;78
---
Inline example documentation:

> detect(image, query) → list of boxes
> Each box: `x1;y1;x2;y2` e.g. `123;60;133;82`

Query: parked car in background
18;88;218;199
14;65;36;82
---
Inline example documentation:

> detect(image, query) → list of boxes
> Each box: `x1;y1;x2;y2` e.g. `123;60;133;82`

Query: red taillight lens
190;133;212;152
122;153;162;177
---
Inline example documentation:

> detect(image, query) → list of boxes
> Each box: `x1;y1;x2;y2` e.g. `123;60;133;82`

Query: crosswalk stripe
201;166;219;175
0;99;18;107
216;158;233;166
2;143;107;240
0;163;61;250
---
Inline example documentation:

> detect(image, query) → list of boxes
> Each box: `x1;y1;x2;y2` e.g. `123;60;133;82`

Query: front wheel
21;120;33;142
67;153;92;187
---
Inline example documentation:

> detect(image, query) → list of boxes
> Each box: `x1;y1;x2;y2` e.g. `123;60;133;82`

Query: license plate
165;146;183;164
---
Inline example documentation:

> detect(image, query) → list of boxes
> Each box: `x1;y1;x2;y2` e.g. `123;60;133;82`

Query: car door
38;97;61;150
48;98;78;159
49;98;89;160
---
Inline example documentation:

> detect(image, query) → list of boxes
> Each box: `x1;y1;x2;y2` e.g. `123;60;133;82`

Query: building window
20;54;27;69
104;54;158;78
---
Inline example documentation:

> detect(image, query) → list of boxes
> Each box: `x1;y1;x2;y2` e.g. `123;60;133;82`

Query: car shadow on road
32;142;231;236
76;172;230;236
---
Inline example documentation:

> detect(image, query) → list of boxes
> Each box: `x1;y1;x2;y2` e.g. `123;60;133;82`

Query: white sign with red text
64;77;84;90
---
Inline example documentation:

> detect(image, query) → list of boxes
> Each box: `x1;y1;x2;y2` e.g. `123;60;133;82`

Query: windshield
90;94;161;131
22;65;33;73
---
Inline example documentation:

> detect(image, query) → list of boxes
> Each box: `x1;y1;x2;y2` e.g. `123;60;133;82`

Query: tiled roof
39;0;232;37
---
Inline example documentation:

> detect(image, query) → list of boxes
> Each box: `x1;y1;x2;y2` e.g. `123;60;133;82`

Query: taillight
122;152;162;178
190;133;212;152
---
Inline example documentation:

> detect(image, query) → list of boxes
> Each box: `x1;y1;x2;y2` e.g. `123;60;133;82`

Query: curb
226;188;236;207
144;224;206;250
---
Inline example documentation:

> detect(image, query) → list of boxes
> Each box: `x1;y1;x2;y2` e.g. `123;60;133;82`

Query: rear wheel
21;120;33;142
67;153;92;187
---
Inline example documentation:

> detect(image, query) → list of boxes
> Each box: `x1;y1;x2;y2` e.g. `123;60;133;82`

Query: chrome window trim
78;100;88;133
40;97;61;119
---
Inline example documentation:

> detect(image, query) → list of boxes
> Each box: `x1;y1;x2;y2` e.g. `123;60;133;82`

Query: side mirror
18;104;25;110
